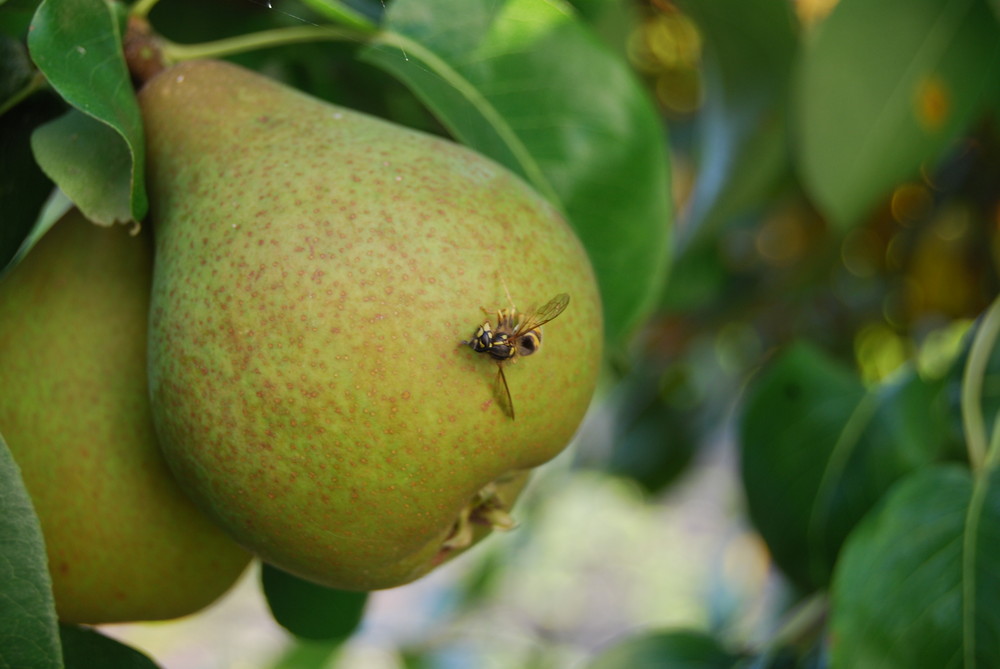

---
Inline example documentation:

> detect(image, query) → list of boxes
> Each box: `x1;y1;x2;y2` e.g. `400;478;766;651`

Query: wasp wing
512;293;570;336
494;364;515;420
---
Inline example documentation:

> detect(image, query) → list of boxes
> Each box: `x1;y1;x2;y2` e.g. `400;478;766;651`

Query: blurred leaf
267;638;340;669
0;432;62;669
603;368;697;494
743;642;827;669
1;35;34;103
60;625;160;668
261;563;368;641
400;649;435;669
0;93;61;277
0;0;40;38
361;0;672;348
677;0;796;246
27;0;146;223
740;343;954;590
587;629;738;669
795;0;1000;230
659;240;729;311
452;547;505;611
830;465;1000;667
31;108;133;225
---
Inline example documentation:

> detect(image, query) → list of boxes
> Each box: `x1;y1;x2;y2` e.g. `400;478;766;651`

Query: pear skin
0;210;250;624
140;60;602;590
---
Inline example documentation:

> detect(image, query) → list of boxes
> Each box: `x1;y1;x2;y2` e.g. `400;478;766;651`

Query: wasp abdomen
514;330;541;357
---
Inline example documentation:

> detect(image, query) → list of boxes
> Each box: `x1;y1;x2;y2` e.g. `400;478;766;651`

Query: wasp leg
494;364;515;420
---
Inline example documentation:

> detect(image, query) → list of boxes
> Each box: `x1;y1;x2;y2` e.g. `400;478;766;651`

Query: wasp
464;292;570;419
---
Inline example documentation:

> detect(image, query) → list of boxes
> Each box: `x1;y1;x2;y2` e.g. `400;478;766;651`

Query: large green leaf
677;0;796;246
740;343;954;590
261;563;368;641
27;0;146;223
360;0;672;348
586;629;738;669
831;465;1000;667
0;432;62;669
795;0;1000;230
60;625;160;668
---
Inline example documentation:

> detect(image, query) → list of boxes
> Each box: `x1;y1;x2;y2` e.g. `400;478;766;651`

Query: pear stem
159;25;374;64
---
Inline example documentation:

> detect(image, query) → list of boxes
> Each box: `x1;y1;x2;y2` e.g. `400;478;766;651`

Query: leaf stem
0;72;48;118
747;593;827;658
159;24;374;63
961;294;1000;472
129;0;162;20
295;0;379;33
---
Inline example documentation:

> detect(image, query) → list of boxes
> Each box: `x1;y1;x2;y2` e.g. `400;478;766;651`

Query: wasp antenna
500;275;515;311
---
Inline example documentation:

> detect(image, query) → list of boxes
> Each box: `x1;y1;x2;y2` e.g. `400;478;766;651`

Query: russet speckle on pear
140;60;602;590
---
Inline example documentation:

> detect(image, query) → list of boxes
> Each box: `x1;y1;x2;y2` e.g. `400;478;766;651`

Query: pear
0;209;250;624
140;60;602;590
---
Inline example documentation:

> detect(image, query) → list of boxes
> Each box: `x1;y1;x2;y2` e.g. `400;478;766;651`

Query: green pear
0;209;250;624
140;60;602;590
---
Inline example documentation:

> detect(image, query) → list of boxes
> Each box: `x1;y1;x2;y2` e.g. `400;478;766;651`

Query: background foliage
3;0;1000;666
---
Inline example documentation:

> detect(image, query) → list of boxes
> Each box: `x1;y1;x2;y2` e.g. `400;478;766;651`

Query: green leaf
740;343;954;590
0;431;62;669
361;0;672;348
60;624;160;668
261;563;368;641
586;629;738;669
677;0;796;246
27;0;146;223
795;0;1000;230
31;108;133;226
831;465;1000;667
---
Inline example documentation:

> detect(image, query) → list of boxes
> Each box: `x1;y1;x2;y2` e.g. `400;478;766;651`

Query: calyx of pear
140;60;602;590
0;210;250;623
